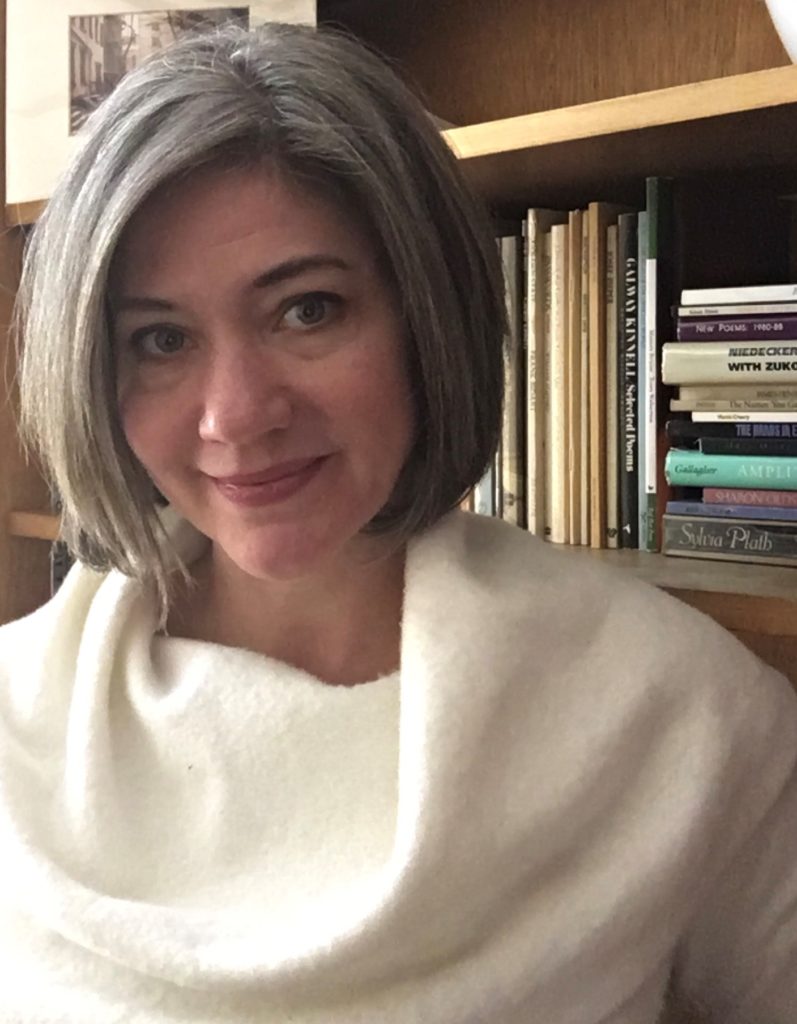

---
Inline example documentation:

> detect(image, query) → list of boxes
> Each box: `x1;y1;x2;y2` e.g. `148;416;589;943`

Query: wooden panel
320;0;788;126
0;0;51;624
730;629;797;690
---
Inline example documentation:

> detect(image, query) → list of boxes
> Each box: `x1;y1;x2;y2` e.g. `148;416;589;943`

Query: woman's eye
131;326;186;357
281;292;340;330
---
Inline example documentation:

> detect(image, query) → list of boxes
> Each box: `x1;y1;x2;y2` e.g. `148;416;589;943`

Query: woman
1;22;796;1024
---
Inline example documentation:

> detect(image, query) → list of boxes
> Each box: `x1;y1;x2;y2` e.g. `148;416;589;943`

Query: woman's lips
211;456;329;506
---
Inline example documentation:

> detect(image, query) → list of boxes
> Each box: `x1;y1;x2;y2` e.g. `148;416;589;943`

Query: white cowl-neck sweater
1;510;797;1023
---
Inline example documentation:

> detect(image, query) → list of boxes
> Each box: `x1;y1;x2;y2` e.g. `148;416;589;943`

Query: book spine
662;340;797;384
666;500;797;521
567;209;583;545
693;411;797;423
499;232;525;527
677;302;797;318
665;450;797;490
473;462;495;515
605;223;620;549
526;209;568;535
579;211;591;545
588;202;607;548
617;212;639;548
548;224;569;544
704;486;797;507
678;385;797;400
671;398;797;412
699;436;797;456
676;315;797;340
681;283;797;305
636;212;648;548
663;513;797;565
667;419;797;442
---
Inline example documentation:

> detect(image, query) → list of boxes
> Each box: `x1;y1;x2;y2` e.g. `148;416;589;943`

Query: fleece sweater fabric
0;510;796;1023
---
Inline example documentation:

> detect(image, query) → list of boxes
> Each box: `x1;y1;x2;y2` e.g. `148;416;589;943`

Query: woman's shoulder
414;510;797;760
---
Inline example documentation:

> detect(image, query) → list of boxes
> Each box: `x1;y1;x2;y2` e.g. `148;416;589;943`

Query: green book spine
665;449;797;490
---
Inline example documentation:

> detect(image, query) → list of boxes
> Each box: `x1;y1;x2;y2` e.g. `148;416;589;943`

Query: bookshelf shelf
8;511;60;542
444;65;797;206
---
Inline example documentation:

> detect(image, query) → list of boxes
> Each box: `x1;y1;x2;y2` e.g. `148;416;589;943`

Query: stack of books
469;176;676;553
662;283;797;567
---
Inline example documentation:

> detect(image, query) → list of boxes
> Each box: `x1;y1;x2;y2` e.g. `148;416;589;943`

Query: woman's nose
197;344;292;446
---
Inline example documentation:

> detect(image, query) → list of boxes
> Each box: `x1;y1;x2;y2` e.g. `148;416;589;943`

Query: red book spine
703;487;797;507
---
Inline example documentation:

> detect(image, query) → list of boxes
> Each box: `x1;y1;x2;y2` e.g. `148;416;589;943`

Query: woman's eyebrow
111;254;353;314
251;254;352;290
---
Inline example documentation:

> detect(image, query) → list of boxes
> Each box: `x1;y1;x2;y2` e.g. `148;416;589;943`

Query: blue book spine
666;500;797;521
636;212;648;547
665;450;797;490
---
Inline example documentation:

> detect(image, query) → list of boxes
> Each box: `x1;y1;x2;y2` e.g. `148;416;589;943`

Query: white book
672;299;794;315
681;283;797;306
692;411;797;422
678;302;797;318
526;209;568;536
662;340;797;385
548;224;569;544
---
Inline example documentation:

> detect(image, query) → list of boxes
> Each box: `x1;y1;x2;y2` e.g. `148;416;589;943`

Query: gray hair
17;22;505;607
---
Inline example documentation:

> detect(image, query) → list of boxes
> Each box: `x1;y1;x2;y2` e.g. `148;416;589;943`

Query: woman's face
111;166;415;581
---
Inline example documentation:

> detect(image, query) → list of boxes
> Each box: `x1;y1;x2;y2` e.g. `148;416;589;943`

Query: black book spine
617;213;639;547
699;437;797;456
665;418;797;443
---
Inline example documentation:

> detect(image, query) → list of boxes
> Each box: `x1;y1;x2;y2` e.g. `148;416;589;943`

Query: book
579;210;591;545
663;513;797;567
692;411;797;422
640;177;675;552
676;315;797;341
498;228;525;527
680;283;797;306
526;208;568;535
666;500;797;521
704;487;797;507
671;398;797;412
666;419;797;442
636;211;648;549
676;302;797;318
567;209;584;545
699;436;797;456
662;340;797;385
605;223;620;549
617;212;639;549
678;385;797;400
473;461;496;515
665;449;797;490
588;202;630;548
548;223;569;544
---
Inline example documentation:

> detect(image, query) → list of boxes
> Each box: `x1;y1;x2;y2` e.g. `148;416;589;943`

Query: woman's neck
169;537;407;686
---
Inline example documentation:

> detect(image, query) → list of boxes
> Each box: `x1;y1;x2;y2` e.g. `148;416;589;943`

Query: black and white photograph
69;8;249;133
6;0;316;207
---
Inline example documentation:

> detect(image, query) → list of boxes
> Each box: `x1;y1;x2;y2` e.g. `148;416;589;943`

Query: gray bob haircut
17;21;506;605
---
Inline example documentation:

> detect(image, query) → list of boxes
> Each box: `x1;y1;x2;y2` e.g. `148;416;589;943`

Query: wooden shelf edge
8;511;60;541
444;64;797;162
4;198;46;227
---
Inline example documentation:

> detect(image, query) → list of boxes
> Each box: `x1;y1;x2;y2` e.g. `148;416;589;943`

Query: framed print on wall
5;0;316;209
